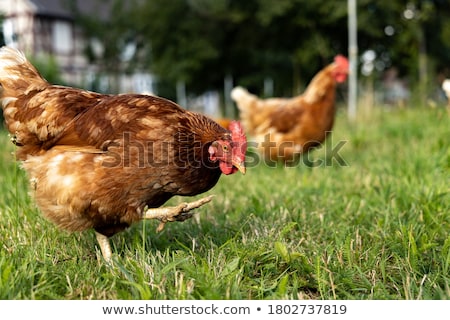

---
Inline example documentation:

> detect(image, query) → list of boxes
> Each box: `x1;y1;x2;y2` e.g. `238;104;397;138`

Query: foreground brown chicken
0;47;246;261
231;55;348;164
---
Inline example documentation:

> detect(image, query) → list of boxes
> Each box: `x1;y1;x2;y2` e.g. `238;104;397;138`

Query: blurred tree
70;0;450;104
134;0;349;98
133;0;228;98
356;0;450;103
29;54;64;85
67;0;138;93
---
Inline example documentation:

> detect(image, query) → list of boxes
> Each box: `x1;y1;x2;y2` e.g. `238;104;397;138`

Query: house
0;0;154;93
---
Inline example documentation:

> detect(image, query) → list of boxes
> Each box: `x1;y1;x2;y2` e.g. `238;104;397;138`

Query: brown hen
231;55;348;164
0;47;246;261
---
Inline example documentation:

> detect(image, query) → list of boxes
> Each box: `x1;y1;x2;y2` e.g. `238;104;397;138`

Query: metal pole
224;74;234;118
348;0;358;120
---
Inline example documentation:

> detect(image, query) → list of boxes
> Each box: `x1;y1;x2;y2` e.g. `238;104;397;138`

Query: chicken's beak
232;160;246;175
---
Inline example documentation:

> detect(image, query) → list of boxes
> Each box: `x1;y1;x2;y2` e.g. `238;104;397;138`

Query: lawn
0;106;448;299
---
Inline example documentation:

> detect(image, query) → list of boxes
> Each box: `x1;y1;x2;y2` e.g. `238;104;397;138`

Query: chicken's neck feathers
301;65;336;105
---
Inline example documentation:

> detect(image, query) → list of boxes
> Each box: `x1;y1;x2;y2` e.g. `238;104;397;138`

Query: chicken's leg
143;195;214;232
94;195;213;262
95;231;113;262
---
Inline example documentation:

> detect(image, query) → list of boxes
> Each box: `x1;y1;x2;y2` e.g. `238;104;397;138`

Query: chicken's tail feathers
230;86;260;135
231;86;258;112
0;47;55;154
230;86;248;103
0;46;48;101
442;79;450;96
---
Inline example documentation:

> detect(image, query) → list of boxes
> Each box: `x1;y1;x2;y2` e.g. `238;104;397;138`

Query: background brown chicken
214;117;234;130
0;46;246;262
231;55;348;164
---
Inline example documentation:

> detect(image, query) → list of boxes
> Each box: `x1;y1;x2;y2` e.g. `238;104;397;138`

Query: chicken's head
333;55;349;83
208;121;247;175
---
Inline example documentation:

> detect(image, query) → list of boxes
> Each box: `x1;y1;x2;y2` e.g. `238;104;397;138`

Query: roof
29;0;112;20
30;0;72;18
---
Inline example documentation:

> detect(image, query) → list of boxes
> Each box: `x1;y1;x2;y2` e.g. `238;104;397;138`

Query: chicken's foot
93;195;213;262
143;195;214;232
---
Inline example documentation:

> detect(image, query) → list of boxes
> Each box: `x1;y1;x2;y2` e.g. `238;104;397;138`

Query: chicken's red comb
229;120;244;138
334;55;349;71
229;120;247;160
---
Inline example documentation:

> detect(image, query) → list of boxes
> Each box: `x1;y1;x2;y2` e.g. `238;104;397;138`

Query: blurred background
1;0;449;118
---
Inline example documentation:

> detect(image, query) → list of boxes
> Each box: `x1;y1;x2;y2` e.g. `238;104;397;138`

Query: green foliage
0;106;448;299
67;0;139;92
28;54;64;85
152;1;450;93
138;0;348;95
70;0;450;98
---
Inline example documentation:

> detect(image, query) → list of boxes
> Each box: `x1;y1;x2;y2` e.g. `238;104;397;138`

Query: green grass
0;106;449;299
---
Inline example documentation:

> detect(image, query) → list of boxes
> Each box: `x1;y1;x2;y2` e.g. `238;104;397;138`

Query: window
52;20;72;54
2;19;18;47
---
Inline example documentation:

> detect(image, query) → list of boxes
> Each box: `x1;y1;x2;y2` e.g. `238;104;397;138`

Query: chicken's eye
222;145;230;152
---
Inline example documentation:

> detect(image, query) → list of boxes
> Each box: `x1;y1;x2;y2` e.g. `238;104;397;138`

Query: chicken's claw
143;195;214;232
